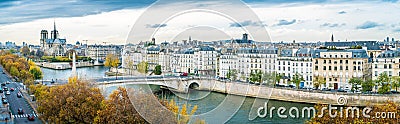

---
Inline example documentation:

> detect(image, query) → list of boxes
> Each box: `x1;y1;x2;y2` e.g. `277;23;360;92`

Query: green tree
249;70;262;84
226;69;238;81
153;64;162;75
29;66;43;80
137;61;148;74
349;78;362;92
124;56;135;75
376;72;391;94
104;54;120;79
313;76;326;90
291;73;304;89
362;79;375;92
391;76;400;92
274;72;283;87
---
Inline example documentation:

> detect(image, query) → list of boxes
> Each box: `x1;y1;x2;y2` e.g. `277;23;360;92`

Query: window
346;60;349;64
334;66;337;70
340;60;343;64
358;66;361;70
315;60;318;64
384;64;387;69
329;60;332;64
329;66;332;70
346;66;349;70
353;61;356;64
323;66;326;70
340;66;343;70
315;66;318;70
389;64;392;69
375;64;378;68
375;71;378;76
353;66;356;70
324;60;326;64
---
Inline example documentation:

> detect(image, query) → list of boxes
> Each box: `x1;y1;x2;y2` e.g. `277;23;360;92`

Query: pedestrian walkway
13;113;38;118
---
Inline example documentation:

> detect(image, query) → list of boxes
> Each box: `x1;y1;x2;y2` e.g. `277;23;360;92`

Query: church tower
50;21;59;39
331;34;334;42
40;30;48;48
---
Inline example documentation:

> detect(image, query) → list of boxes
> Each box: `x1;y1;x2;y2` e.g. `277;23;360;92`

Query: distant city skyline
0;0;399;45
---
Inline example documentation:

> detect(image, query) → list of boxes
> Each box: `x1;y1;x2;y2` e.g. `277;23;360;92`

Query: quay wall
195;80;400;106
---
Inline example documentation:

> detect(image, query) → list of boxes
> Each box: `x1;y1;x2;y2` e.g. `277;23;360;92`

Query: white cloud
0;1;399;45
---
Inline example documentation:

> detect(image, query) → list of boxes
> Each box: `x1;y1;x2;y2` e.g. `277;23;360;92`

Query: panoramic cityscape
0;0;399;124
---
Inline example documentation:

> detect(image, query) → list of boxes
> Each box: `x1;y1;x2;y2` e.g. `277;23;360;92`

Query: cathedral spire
53;20;57;39
331;33;334;42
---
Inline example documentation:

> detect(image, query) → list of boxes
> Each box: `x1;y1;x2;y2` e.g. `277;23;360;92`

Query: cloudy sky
0;0;399;45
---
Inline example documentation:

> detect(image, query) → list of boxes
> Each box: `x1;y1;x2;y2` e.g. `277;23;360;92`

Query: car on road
18;108;24;114
17;92;22;98
10;88;14;91
5;81;9;84
3;87;8;91
27;115;35;121
1;83;5;86
5;91;10;95
2;99;7;104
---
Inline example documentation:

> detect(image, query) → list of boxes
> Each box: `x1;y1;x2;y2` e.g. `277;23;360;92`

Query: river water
40;66;109;80
41;66;315;123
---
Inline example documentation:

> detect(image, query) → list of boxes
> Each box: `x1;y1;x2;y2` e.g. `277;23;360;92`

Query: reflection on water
104;84;315;124
41;66;109;80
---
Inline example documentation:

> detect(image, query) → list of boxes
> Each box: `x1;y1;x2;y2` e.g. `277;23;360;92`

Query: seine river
40;66;314;123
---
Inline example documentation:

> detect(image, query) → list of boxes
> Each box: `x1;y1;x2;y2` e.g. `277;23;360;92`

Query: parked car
5;81;9;84
180;72;188;77
18;108;23;114
27;115;35;121
2;99;7;104
5;91;10;95
17;92;22;98
10;88;14;91
3;87;8;91
1;83;5;86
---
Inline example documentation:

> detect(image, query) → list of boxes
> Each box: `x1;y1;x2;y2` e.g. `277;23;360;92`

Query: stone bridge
95;77;215;93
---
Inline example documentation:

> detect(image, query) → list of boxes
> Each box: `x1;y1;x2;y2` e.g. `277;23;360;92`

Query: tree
94;87;146;124
37;77;104;123
10;66;19;77
291;73;304;89
226;69;237;81
137;61;148;74
376;72;391;94
20;46;30;57
104;54;120;79
313;76;326;90
362;79;375;92
391;76;400;92
29;66;43;80
261;72;274;87
249;70;262;84
349;78;362;92
124;56;135;75
153;64;162;75
274;72;283;87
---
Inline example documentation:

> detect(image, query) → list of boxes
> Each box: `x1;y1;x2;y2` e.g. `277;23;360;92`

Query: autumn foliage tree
37;77;104;123
104;53;120;79
94;87;146;124
0;51;40;86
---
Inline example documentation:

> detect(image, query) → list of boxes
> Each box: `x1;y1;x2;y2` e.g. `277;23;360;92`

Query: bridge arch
188;82;200;89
